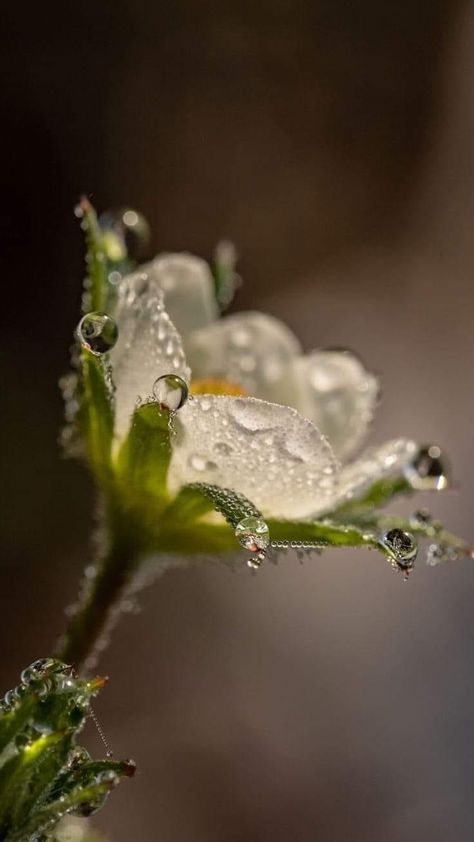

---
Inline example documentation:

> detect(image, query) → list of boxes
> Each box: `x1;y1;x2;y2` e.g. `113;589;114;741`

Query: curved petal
144;253;218;337
168;395;339;519
288;350;379;460
186;312;302;402
110;280;190;442
315;438;418;516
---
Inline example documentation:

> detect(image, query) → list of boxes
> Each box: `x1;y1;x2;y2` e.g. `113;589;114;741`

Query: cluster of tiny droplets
270;540;326;550
89;706;113;758
187;482;262;528
0;659;73;713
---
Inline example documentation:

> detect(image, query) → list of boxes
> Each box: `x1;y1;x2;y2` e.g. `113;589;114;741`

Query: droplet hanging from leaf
77;312;119;355
404;444;449;490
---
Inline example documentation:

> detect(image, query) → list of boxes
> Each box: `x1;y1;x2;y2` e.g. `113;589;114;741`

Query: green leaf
77;350;114;478
0;696;35;757
7;781;114;842
0;661;134;841
0;732;73;835
115;402;172;510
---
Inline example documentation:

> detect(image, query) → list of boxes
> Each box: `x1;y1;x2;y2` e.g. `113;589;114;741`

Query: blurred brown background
2;1;474;839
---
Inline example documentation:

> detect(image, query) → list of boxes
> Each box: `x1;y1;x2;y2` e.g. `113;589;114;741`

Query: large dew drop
77;312;118;355
404;444;449;491
382;528;418;568
235;516;270;552
99;207;150;261
152;374;189;412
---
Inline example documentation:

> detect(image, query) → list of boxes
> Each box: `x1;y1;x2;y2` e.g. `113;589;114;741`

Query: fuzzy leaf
7;781;114;841
0;661;134;841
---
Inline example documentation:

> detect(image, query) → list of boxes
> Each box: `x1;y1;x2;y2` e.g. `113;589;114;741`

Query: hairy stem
57;541;136;673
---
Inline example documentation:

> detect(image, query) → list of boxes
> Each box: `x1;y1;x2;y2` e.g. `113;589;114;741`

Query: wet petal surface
186;312;301;402
289;350;379;460
169;395;339;519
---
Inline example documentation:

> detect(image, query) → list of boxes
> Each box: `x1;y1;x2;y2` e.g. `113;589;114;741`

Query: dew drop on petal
77;312;118;355
152;374;189;412
214;441;233;455
188;453;217;472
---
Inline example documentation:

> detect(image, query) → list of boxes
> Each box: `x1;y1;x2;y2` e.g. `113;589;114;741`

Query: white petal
144;253;218;337
186;312;302;401
288;350;379;460
169;395;339;519
111;282;190;442
315;438;418;516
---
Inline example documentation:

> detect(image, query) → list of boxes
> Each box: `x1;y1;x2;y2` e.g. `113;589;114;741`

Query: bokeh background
2;1;474;839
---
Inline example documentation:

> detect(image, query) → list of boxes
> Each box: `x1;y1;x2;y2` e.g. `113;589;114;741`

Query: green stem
57;542;135;673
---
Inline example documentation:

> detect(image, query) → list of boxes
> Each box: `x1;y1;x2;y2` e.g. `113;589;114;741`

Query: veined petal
110;283;190;442
144;253;218;337
168;395;339;519
315;438;418;516
186;312;302;402
288;350;379;460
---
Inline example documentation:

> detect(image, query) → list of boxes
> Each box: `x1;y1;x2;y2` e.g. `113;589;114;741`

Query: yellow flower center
190;378;248;397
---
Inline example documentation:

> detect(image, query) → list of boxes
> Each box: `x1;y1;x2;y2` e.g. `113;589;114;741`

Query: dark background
2;1;474;839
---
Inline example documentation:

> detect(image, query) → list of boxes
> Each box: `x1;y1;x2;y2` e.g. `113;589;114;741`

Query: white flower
109;255;417;521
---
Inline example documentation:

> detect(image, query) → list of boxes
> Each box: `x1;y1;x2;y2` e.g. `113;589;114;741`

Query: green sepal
179;483;262;527
78;197;108;313
115;402;172;512
331;475;412;518
77;350;114;478
212;241;239;310
267;518;379;550
162;485;216;523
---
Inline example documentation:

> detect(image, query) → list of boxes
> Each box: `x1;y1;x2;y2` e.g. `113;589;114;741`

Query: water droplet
214;441;233;455
412;507;432;525
77;312;118;355
20;659;69;685
152;374;188;411
99;207;150;261
247;551;266;570
382;528;418;568
188;453;216;472
404;445;449;490
235;516;270;552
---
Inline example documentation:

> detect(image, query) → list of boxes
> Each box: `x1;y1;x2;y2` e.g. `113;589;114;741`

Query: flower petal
288;350;379;460
168;395;339;519
315;438;418;516
186;312;302;401
111;280;190;441
144;253;218;337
